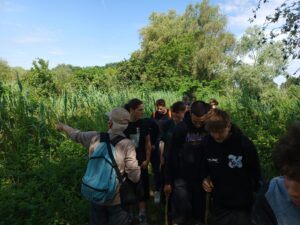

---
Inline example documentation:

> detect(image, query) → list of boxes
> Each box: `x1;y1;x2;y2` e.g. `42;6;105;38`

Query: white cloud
219;0;284;36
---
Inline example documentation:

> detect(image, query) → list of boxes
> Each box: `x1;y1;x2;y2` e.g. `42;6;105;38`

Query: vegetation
0;1;299;224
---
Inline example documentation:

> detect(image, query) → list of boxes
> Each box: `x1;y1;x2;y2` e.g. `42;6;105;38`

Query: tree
229;26;288;100
25;58;58;97
51;64;74;92
0;59;13;82
252;0;300;74
119;0;235;90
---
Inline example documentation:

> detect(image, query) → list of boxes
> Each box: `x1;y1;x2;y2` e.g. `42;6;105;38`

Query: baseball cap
105;107;130;126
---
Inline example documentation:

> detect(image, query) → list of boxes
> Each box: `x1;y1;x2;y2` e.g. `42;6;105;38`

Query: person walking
164;101;213;225
252;122;300;225
150;99;172;203
56;107;141;225
124;98;152;225
202;109;263;225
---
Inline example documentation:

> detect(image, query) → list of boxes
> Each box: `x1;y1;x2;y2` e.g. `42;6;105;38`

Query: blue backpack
81;133;124;204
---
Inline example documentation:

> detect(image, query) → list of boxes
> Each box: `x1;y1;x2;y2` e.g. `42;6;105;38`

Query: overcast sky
0;0;287;71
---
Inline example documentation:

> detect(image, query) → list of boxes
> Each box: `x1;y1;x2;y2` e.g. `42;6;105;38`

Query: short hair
190;100;211;117
210;98;219;105
171;101;186;113
182;95;190;104
124;98;143;111
273;122;300;181
155;99;166;107
205;109;230;132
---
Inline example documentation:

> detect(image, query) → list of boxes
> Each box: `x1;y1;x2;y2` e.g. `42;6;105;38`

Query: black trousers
211;206;252;225
89;203;130;225
171;179;206;224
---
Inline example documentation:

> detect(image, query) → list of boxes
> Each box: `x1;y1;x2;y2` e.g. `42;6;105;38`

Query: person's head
209;98;219;109
273;122;300;206
106;107;130;132
182;95;191;111
205;109;231;143
190;101;211;128
170;101;186;124
155;99;167;115
124;98;144;121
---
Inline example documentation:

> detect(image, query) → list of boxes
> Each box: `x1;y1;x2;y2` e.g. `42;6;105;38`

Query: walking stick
205;192;210;225
205;176;211;225
165;195;169;225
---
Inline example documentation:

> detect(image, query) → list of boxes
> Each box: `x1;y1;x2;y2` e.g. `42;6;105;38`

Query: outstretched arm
56;122;98;151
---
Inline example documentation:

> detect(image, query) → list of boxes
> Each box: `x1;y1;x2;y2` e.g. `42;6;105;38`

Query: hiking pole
205;192;210;225
204;176;211;225
165;195;169;225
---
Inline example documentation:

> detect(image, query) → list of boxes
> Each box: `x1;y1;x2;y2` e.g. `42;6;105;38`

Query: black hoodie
165;113;207;184
202;124;263;209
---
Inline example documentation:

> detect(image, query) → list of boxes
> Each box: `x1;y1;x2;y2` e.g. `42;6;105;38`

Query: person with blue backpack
56;107;141;225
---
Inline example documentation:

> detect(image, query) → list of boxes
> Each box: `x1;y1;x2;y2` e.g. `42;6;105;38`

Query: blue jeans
89;203;130;225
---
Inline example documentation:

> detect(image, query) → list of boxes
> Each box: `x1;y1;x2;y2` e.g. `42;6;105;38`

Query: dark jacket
165;113;207;184
202;124;262;209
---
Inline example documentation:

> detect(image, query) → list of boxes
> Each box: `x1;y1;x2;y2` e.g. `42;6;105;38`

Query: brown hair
155;99;166;107
210;98;219;106
205;109;230;132
171;101;186;113
273;122;300;181
124;98;143;111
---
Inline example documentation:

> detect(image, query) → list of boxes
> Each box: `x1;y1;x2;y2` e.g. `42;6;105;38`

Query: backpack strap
151;111;156;119
100;132;124;184
111;135;126;147
168;109;172;119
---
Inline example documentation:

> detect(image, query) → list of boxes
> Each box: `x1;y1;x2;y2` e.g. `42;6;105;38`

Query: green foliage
253;0;300;63
25;59;58;97
118;0;235;89
0;1;299;224
0;59;14;83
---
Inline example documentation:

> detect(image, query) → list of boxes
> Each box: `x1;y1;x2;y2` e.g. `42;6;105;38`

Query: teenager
124;98;151;225
164;101;212;225
202;109;263;225
252;122;300;225
150;98;172;203
160;101;186;225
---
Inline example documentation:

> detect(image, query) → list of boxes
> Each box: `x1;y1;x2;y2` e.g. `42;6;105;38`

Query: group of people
56;96;300;225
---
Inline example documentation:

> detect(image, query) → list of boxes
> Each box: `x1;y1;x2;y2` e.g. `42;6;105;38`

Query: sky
0;0;290;72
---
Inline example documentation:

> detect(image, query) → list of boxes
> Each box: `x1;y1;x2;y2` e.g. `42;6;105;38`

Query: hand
141;160;149;169
164;184;172;197
202;178;214;193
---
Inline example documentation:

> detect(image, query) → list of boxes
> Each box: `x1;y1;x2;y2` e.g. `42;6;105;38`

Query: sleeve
200;138;210;181
252;184;278;225
69;129;99;149
164;122;186;185
123;140;141;183
243;136;264;192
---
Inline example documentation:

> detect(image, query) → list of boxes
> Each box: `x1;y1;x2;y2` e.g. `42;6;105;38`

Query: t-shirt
124;119;149;165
